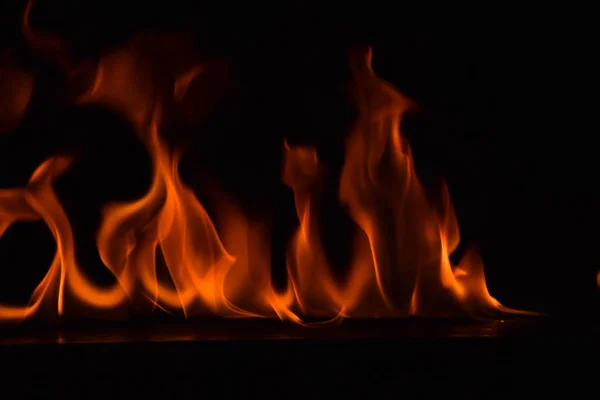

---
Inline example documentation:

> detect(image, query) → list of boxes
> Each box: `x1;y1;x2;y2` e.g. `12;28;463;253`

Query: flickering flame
0;13;533;323
282;142;383;319
0;156;128;321
22;0;71;70
0;55;34;135
340;47;529;318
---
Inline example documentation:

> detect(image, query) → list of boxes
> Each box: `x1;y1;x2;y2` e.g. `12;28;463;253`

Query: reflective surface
0;316;595;345
1;317;596;397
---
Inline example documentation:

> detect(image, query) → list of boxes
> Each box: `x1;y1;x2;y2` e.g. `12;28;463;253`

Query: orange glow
0;9;533;323
174;65;206;101
340;46;532;318
0;156;128;322
282;142;384;319
0;57;34;135
22;0;71;70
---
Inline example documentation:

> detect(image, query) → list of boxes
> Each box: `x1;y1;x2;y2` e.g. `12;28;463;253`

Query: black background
0;0;596;319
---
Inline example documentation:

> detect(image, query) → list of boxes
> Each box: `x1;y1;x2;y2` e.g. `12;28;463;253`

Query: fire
282;142;384;319
0;54;34;135
339;47;529;318
0;4;533;323
0;156;128;321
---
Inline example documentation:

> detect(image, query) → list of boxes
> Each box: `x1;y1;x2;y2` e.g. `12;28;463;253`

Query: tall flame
0;15;533;323
68;36;298;321
340;47;530;318
282;142;384;319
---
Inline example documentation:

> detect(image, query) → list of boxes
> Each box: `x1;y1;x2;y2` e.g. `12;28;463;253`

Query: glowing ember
0;1;536;324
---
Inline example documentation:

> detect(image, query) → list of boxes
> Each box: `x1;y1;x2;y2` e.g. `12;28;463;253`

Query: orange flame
282;142;384;319
0;156;128;322
0;55;34;135
0;19;533;323
340;46;532;318
22;0;71;70
76;37;297;320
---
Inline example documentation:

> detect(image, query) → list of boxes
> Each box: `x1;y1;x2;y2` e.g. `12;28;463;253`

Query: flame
95;113;300;319
0;15;533;323
0;55;34;135
76;45;157;133
340;46;531;318
174;65;205;102
22;0;71;70
68;36;297;320
282;142;383;319
97;115;238;317
0;156;128;322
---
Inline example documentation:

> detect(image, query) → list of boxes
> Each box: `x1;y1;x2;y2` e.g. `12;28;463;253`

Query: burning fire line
0;1;538;324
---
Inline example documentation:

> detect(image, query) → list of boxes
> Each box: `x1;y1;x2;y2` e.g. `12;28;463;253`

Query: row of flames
0;1;533;324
